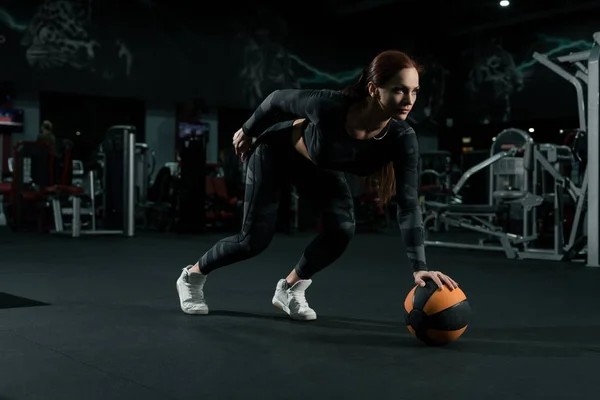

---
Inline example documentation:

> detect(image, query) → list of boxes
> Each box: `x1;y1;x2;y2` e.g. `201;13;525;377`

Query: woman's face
373;67;420;120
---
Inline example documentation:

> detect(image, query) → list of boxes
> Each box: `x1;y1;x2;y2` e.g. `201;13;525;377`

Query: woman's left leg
293;170;356;279
272;165;356;320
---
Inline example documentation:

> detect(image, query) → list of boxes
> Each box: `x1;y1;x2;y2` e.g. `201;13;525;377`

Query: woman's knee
336;221;356;242
323;218;356;245
238;227;276;256
323;201;356;242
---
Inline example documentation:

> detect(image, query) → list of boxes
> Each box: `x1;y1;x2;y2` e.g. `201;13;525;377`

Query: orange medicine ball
404;279;471;346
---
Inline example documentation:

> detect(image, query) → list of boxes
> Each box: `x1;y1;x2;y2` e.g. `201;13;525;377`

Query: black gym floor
0;231;598;399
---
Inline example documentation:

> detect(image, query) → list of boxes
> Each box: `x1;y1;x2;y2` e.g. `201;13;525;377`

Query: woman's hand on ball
414;270;459;290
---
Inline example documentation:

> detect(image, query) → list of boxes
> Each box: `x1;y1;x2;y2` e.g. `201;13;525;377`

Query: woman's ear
366;81;378;98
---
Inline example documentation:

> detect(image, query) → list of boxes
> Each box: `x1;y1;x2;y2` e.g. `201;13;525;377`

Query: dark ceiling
156;0;600;43
233;0;600;37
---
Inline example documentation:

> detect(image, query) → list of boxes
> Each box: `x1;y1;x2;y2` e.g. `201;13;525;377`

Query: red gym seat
9;140;84;234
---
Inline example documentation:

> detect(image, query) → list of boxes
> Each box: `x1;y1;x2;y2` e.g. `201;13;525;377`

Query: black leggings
198;122;356;279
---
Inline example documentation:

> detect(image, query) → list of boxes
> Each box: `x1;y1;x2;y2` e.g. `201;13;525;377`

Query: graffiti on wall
0;0;133;80
237;11;300;108
0;0;597;124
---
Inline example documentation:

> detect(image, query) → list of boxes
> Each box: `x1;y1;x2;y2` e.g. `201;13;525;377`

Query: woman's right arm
241;89;331;137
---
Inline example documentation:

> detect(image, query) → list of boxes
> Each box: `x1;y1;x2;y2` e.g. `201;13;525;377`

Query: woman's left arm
392;129;427;273
393;130;460;290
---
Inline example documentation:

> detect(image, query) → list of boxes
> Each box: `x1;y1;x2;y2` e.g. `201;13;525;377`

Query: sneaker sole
176;280;209;315
272;298;317;321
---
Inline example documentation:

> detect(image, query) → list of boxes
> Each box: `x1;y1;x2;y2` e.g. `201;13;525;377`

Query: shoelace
290;290;309;309
190;290;205;302
187;282;205;302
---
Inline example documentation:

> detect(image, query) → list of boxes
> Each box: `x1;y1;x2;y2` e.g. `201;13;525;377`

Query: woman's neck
346;97;390;139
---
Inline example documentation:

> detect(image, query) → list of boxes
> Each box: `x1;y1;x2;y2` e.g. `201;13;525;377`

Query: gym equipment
488;129;535;235
424;139;531;259
419;151;457;203
404;280;470;346
488;128;532;205
175;122;208;233
0;131;5;227
0;109;24;229
4;140;82;232
8;141;56;231
423;129;583;261
142;165;175;231
458;149;489;204
135;143;155;206
204;163;242;231
419;150;454;188
523;142;582;259
533;31;599;267
0;166;7;228
423;33;599;263
0;191;7;227
52;125;137;237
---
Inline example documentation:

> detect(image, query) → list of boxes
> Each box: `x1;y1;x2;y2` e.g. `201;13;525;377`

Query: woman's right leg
176;139;284;315
198;142;282;273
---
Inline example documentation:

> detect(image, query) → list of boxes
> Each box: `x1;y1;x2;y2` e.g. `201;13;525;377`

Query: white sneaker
272;279;317;321
176;266;209;315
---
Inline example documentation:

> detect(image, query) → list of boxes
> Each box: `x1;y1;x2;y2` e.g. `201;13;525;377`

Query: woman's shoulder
389;119;415;136
302;89;350;116
307;88;348;107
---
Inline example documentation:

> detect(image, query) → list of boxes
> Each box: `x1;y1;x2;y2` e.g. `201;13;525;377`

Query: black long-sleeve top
242;89;427;272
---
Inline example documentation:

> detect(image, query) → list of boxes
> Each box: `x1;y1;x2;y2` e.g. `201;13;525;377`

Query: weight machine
419;151;458;204
424;132;535;259
423;130;581;260
423;32;600;264
52;125;137;237
533;31;600;267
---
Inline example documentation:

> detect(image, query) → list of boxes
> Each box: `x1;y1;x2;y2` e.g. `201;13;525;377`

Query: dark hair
341;50;422;206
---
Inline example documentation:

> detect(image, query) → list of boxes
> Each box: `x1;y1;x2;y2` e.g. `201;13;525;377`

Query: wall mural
0;0;444;133
459;33;595;124
0;0;133;81
236;10;300;109
234;11;448;130
0;0;598;127
462;39;524;124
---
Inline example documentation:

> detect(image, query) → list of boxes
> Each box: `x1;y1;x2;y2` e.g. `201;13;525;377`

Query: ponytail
366;162;396;207
341;69;369;99
343;69;396;205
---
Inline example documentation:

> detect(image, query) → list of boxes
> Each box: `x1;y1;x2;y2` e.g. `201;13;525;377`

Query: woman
177;50;458;320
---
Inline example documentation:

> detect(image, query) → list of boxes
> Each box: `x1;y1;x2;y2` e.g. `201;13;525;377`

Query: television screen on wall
0;108;24;133
177;121;210;139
